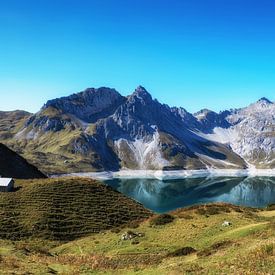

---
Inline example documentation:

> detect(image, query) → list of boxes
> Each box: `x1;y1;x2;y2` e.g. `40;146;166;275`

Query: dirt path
258;210;275;217
224;222;269;236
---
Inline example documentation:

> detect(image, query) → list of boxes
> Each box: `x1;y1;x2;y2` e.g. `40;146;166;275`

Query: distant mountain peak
246;97;273;111
131;86;152;101
135;85;147;92
194;108;215;117
256;97;272;104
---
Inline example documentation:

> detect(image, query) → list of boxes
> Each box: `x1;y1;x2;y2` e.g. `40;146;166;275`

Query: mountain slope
0;143;46;179
200;98;275;168
0;86;273;173
0;110;31;140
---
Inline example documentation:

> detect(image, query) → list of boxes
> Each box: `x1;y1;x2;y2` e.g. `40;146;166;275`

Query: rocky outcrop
43;87;125;123
194;109;231;133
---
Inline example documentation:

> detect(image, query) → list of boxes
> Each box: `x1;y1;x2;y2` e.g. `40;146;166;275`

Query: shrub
196;206;220;216
131;239;140;245
127;220;140;229
149;214;174;226
195;208;207;215
266;204;275;211
110;227;121;233
167;247;197;257
206;207;220;215
198;240;232;257
263;244;274;255
178;213;193;219
235;207;244;213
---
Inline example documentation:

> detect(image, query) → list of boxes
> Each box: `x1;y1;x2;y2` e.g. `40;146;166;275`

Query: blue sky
0;0;275;113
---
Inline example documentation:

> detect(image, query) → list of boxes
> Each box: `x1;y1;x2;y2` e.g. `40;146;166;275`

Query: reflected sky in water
104;177;275;213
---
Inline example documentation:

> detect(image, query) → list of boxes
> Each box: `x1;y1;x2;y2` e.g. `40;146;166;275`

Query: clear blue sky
0;0;275;113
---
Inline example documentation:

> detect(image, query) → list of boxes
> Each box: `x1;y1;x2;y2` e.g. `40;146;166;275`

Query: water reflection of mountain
105;177;275;213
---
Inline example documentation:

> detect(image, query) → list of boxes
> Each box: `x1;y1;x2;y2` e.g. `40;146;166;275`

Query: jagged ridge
0;86;273;173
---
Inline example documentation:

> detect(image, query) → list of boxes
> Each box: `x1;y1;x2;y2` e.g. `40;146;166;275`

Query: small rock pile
121;230;145;241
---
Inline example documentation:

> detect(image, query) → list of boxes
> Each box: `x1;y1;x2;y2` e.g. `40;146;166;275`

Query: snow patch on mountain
114;131;170;169
199;127;236;144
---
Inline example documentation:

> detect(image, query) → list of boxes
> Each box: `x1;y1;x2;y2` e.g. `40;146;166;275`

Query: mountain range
0;86;274;174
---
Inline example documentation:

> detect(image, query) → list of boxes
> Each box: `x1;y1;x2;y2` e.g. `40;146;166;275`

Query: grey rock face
222;98;275;167
171;107;200;130
92;86;247;170
43;87;125;123
194;109;231;133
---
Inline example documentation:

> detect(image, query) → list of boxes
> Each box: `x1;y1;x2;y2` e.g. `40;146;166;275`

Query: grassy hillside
0;178;151;241
0;109;103;175
0;110;30;140
2;129;100;175
0;143;46;179
0;201;273;274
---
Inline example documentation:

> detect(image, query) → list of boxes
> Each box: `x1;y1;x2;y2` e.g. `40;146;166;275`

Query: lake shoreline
56;168;275;180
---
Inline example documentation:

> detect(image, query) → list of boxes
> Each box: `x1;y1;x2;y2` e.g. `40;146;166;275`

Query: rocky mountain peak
194;109;215;119
257;97;272;104
194;108;231;132
42;87;125;123
243;96;274;113
44;87;123;109
130;86;153;102
135;85;149;93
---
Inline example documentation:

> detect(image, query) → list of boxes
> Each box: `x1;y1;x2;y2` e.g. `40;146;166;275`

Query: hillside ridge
0;143;46;179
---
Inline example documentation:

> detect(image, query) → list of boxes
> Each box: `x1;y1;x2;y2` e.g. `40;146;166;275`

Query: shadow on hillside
12;186;22;192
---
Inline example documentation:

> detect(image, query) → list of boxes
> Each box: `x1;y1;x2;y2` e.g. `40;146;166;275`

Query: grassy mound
0;178;151;241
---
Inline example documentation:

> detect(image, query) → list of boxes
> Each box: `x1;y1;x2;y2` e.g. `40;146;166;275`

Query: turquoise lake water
104;177;275;213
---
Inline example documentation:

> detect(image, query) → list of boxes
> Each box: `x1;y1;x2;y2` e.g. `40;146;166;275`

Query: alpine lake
104;176;275;213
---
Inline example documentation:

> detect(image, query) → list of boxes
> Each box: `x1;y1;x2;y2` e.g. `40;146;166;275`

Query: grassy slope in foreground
0;195;274;274
0;178;151;241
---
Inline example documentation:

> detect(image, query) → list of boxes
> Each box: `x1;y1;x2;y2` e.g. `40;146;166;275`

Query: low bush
198;240;232;257
127;220;140;229
167;247;197;257
262;243;274;256
196;206;220;216
131;239;139;245
149;214;174;226
110;227;121;233
266;203;275;211
177;213;193;219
